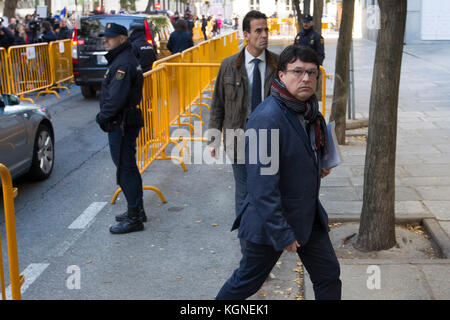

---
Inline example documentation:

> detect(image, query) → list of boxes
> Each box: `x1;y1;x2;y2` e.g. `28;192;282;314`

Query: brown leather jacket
208;48;279;161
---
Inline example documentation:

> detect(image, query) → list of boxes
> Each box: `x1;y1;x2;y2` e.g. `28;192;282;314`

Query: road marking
68;202;107;229
6;263;49;299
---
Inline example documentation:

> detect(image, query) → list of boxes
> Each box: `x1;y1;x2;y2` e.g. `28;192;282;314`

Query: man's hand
209;146;218;159
284;240;300;252
321;168;331;179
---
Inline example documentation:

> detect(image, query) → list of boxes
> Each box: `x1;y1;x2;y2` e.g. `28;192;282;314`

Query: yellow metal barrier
0;40;74;103
7;43;56;103
0;164;22;300
320;66;328;116
161;62;220;142
0;48;11;94
268;17;297;37
37;39;74;99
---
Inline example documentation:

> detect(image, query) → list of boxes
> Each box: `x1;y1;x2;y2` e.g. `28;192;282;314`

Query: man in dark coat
208;10;278;219
57;19;72;40
96;23;146;234
0;24;15;48
129;22;157;73
215;45;341;300
40;21;57;42
166;19;193;54
294;14;325;65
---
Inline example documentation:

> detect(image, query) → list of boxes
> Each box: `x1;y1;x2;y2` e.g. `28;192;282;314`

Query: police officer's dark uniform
95;23;146;234
129;22;157;73
294;14;325;65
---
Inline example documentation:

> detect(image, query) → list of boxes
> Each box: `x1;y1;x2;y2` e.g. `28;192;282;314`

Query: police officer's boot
110;207;144;234
115;206;147;223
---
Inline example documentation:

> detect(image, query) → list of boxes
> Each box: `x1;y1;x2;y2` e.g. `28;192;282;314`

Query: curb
328;215;450;258
423;218;450;259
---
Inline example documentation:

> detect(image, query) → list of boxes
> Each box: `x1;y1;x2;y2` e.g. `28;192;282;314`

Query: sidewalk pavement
250;33;450;300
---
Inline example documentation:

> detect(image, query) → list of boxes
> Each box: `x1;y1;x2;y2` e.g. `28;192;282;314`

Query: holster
122;106;144;129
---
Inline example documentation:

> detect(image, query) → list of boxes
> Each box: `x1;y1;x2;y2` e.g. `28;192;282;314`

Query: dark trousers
231;163;247;217
108;124;143;209
216;216;342;300
202;30;207;41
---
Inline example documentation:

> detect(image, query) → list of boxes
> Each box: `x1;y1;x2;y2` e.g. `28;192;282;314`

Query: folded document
321;121;342;170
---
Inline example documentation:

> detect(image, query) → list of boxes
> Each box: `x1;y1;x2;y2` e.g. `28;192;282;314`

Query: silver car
0;94;54;180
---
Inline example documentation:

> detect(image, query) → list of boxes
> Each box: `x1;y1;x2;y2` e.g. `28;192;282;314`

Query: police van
72;14;158;99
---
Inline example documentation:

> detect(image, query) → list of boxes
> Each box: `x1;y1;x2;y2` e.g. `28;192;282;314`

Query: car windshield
79;17;145;38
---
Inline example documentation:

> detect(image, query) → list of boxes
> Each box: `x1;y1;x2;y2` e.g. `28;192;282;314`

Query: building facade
360;0;450;43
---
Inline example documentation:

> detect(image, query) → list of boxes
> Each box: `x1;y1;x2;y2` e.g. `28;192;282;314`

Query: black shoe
109;218;144;234
115;207;147;223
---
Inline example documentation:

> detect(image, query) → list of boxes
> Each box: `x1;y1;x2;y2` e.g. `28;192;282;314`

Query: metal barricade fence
37;39;74;99
0;40;74;103
0;48;10;94
7;43;55;103
320;66;328;116
0;164;22;300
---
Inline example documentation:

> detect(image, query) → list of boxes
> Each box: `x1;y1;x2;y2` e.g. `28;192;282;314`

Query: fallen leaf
176;275;183;280
342;233;357;245
211;223;219;227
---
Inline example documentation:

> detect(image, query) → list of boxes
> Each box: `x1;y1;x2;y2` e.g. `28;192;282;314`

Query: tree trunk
145;0;154;13
304;0;311;15
292;0;302;34
356;0;407;251
45;0;52;16
313;0;324;35
3;0;18;18
329;0;354;144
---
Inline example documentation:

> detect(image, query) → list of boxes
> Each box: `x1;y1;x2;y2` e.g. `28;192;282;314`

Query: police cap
302;14;313;22
99;23;128;37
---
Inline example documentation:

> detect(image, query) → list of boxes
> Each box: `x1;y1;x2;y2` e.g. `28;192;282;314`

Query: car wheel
81;85;96;99
28;124;54;180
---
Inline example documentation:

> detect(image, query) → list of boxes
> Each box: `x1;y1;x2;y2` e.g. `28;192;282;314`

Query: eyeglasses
284;68;318;79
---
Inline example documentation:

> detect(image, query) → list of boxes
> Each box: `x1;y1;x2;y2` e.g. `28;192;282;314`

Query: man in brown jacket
208;10;279;217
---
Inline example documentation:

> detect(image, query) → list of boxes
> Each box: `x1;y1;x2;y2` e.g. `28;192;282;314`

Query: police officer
129;22;157;73
96;23;146;234
294;14;325;65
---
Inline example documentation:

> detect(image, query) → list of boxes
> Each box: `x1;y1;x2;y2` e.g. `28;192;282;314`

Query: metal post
351;39;356;120
348;39;355;120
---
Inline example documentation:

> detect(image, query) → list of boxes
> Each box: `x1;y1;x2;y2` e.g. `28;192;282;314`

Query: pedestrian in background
13;24;27;45
294;14;324;65
201;15;208;41
57;18;72;40
129;22;157;73
0;20;15;49
96;23;146;234
167;19;193;54
184;11;195;37
40;21;57;42
216;45;341;300
208;10;278;219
